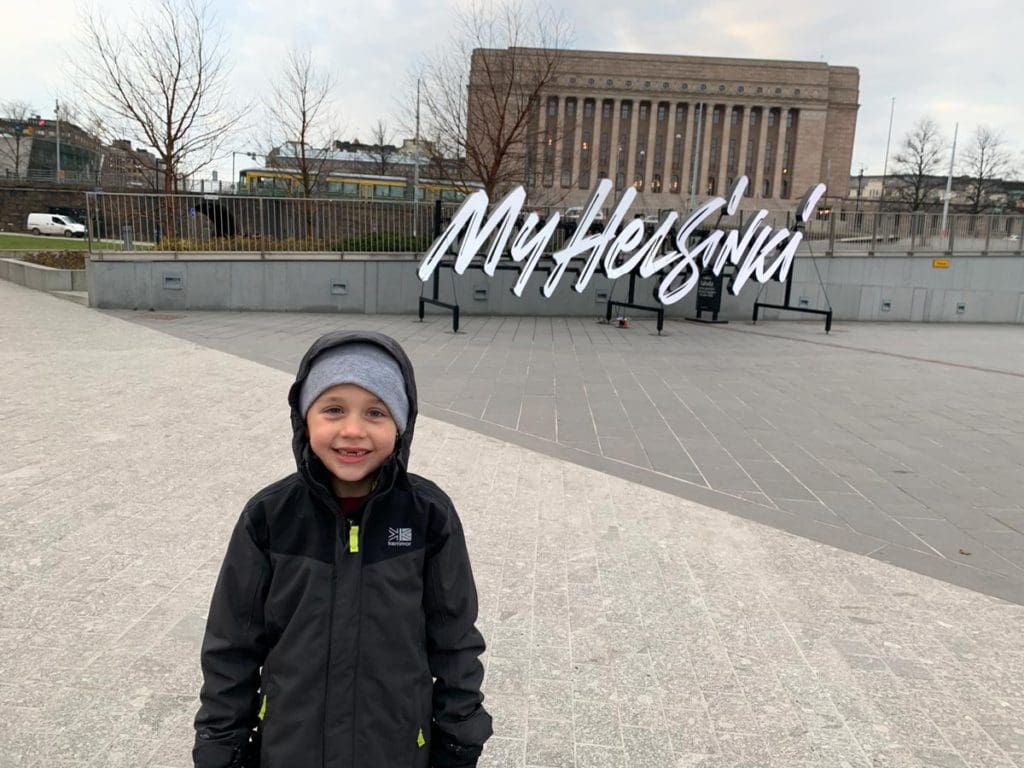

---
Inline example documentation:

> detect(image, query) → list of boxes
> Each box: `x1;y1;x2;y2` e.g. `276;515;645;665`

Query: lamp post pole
55;100;61;183
413;78;421;237
940;122;959;237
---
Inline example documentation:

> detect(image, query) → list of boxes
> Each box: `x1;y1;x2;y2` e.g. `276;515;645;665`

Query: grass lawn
0;233;133;251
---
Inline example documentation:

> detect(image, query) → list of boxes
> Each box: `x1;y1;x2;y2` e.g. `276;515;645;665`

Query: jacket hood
288;331;419;494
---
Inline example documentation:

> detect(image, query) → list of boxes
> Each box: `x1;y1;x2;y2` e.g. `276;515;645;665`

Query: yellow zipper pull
349;523;359;553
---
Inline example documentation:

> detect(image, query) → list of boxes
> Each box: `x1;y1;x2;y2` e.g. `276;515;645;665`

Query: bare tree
366;120;397;176
414;0;573;198
264;47;340;203
890;117;946;211
960;126;1012;214
74;0;237;235
0;100;36;179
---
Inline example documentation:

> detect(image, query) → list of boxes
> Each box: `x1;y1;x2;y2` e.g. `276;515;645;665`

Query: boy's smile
306;383;398;498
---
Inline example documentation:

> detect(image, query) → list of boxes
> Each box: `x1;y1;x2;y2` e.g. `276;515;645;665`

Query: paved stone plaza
2;278;1023;767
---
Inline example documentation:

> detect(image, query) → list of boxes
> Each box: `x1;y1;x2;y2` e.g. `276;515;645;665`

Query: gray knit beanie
299;343;409;433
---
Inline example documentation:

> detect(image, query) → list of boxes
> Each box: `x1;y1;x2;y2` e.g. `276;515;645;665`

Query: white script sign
418;176;827;305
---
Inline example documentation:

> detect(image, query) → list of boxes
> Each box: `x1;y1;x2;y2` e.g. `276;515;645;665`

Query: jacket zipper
321;518;338;768
350;500;369;768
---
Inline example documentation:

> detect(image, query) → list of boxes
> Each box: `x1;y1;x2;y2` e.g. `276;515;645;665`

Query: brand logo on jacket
387;527;413;547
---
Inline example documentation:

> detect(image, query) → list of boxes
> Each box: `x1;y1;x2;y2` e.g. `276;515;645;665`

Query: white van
26;213;86;238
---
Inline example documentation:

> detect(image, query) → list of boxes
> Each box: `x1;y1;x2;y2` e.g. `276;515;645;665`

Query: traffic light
36;116;46;127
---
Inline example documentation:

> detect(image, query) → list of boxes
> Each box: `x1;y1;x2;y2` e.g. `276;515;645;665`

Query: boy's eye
368;408;387;418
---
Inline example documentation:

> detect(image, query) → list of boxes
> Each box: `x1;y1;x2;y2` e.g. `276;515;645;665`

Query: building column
698;102;713;199
684;100;700;207
607;98;622;192
666;103;681;201
626;98;641;186
718;102;735;196
643;105;657;200
532;97;548;193
571;95;585;192
736;103;751;193
551;96;566;194
772;106;788;204
755;105;770;200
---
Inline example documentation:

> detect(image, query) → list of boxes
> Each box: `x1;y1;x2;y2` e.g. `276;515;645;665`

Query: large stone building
468;48;859;213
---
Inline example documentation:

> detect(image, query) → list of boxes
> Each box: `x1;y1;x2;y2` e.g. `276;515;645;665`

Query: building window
750;110;758;127
731;108;739;125
712;107;721;124
657;104;667;122
786;110;794;127
768;110;776;127
762;179;771;197
566;99;576;117
727;138;736;172
603;101;612;119
580;170;590;189
543;170;553;187
634;174;644;190
584;100;594;118
547;98;558;117
710;137;719;169
561;169;572;187
615;171;625;190
652;174;662;193
639;103;648;121
746;140;754;173
670;174;679;192
707;176;716;195
676;104;685;124
781;179;790;198
621;102;631;120
764;141;773;171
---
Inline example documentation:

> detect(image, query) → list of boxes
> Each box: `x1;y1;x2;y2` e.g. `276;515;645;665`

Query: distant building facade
0;117;103;185
468;48;860;212
102;139;163;190
847;174;1024;213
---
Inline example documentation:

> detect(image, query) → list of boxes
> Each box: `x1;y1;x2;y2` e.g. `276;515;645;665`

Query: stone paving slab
2;280;1024;768
105;308;1024;604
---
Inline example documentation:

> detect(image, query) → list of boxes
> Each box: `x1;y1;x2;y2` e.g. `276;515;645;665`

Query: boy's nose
338;416;366;436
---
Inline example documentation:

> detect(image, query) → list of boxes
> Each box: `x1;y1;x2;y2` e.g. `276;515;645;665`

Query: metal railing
84;191;450;254
83;190;1024;258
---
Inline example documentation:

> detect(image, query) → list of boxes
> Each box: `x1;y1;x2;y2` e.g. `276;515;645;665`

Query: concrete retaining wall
0;258;87;293
86;253;1024;323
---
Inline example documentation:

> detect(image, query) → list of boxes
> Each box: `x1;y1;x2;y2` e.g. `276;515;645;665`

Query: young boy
194;331;492;768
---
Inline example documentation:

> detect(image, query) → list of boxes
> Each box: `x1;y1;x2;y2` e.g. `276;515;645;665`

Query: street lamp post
55;100;61;183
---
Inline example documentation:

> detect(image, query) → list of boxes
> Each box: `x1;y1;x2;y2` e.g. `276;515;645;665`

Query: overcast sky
2;0;1021;188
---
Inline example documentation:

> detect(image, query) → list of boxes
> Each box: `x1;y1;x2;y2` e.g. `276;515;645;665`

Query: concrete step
51;290;89;306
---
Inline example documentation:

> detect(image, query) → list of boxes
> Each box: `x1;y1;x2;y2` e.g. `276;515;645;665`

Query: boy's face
306;383;398;498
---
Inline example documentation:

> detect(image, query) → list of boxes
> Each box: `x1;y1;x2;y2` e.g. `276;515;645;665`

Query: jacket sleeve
193;507;270;768
424;504;493;768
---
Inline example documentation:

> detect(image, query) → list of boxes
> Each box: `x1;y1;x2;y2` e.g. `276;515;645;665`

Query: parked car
564;206;606;224
26;213;86;238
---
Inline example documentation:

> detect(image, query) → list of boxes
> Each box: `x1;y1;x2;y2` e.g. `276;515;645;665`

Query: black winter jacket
194;331;492;768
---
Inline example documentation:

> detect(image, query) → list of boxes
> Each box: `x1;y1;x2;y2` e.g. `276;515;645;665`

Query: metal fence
85;191;448;254
83;190;1024;257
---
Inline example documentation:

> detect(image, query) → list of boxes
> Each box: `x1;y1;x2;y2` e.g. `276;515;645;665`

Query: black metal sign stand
605;269;665;334
418;265;461;332
419;257;583;334
751;218;833;333
686;266;732;324
751;272;833;333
